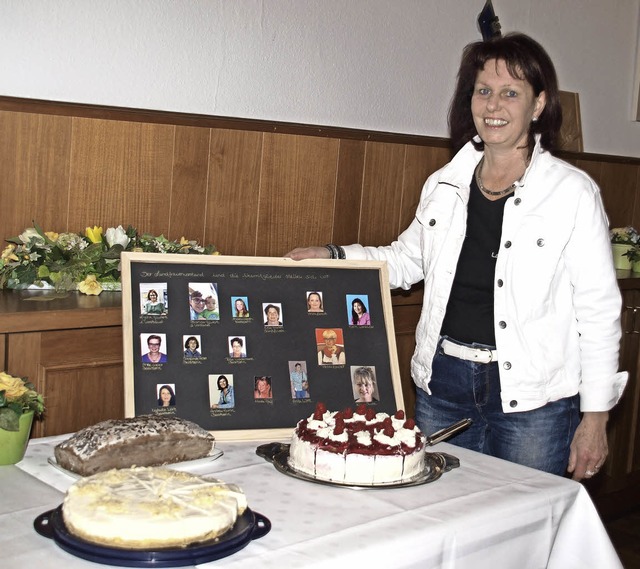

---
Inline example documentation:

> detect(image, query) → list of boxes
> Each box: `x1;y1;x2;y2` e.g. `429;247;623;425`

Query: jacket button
429;219;436;226
514;198;521;205
509;400;518;408
536;238;545;247
504;241;512;248
498;321;506;328
497;279;503;287
503;361;511;370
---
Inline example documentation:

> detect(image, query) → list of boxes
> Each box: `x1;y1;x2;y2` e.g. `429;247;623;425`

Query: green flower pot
0;411;34;465
611;244;633;270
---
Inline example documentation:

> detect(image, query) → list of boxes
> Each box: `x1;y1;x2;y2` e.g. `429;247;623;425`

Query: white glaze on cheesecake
62;467;247;549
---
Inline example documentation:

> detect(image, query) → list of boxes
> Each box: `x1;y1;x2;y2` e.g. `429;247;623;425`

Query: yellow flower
78;275;103;295
0;371;29;398
1;244;18;262
45;231;59;242
85;226;103;243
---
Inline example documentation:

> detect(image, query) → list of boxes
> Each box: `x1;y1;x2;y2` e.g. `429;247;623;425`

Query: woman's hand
567;411;609;481
285;246;331;260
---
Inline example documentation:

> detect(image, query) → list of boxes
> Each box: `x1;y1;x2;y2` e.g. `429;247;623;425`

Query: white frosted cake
54;415;216;476
289;403;426;484
62;467;247;549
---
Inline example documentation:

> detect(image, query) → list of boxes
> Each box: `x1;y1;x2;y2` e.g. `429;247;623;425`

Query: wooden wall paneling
632;167;640;232
68;118;175;235
0;333;5;371
598;162;639;230
206;129;263;256
0;111;72;239
358;142;406;246
167;126;211;243
333;139;366;246
41;362;124;437
257;133;339;256
401;145;451;231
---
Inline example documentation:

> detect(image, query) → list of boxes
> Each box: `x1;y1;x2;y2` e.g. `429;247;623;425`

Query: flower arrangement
610;226;640;246
0;224;218;295
0;372;44;431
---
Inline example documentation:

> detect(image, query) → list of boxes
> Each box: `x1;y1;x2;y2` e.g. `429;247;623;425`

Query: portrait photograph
306;291;324;313
183;335;202;358
289;361;310;399
263;302;283;327
228;336;247;359
346;294;371;326
351;366;380;404
188;282;220;321
209;374;235;410
140;283;168;316
231;296;250;318
156;383;176;407
316;328;346;366
254;375;273;400
141;333;168;364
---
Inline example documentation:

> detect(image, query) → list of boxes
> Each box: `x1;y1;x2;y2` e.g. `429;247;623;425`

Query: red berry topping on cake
403;418;416;430
383;423;395;437
342;407;354;419
334;418;345;435
356;404;367;416
313;402;327;420
365;408;376;421
394;410;405;420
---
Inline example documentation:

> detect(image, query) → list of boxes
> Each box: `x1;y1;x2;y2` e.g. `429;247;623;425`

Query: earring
532;116;538;122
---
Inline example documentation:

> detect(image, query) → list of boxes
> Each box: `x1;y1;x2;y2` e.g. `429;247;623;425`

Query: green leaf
0;407;20;431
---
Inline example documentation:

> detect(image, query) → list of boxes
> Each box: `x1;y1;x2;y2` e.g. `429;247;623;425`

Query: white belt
441;338;498;364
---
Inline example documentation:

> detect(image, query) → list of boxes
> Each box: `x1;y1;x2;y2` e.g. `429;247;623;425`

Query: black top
439;175;508;345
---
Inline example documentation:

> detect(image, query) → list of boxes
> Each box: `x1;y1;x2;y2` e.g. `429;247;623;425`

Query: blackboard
121;253;403;440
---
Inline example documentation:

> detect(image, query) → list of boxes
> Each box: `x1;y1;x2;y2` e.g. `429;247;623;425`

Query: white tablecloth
2;434;622;568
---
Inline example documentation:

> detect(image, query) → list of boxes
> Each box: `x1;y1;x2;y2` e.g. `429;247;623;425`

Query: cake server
425;418;472;446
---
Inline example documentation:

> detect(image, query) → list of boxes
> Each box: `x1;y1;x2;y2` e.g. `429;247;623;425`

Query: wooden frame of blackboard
121;252;403;441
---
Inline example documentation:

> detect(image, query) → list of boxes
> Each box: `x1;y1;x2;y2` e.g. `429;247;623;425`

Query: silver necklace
475;157;521;197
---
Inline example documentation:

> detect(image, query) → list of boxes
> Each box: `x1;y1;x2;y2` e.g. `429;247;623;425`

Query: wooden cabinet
0;290;124;437
585;275;640;518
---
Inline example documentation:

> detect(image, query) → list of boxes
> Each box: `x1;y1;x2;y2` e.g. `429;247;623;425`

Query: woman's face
188;338;198;350
324;335;336;347
148;338;161;353
308;294;321;311
160;388;172;405
356;379;373;401
232;341;243;356
353;301;364;315
235;299;245;311
256;377;270;395
266;307;279;324
148;292;157;301
471;59;545;153
219;377;228;389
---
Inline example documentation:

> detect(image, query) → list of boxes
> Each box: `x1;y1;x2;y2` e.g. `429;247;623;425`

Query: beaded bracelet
325;244;346;260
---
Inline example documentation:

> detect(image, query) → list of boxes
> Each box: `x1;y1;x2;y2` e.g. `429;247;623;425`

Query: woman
183;336;201;358
353;366;378;403
307;292;324;313
264;304;283;326
143;289;165;315
351;298;370;326
212;375;234;409
229;337;246;358
142;335;167;363
317;329;345;365
254;376;272;399
234;298;250;318
157;385;175;407
288;33;627;481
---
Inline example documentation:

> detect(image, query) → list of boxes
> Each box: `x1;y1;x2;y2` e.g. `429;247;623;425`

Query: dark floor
605;508;640;568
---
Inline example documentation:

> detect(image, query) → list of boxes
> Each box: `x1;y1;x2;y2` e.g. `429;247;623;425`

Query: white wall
1;0;639;157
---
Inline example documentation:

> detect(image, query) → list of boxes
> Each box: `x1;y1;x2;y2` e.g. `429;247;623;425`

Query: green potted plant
610;226;640;270
0;371;45;465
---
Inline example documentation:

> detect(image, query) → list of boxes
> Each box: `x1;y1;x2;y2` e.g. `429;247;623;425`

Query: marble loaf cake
54;415;216;476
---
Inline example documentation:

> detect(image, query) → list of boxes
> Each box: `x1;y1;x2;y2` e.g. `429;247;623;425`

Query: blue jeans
414;338;580;476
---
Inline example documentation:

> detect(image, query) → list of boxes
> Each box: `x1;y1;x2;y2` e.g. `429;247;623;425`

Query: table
2;435;622;568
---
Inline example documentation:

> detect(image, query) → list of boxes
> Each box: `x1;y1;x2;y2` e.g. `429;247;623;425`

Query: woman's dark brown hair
448;32;562;154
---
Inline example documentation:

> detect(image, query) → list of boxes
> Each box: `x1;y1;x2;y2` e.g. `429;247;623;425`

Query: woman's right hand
285;246;331;260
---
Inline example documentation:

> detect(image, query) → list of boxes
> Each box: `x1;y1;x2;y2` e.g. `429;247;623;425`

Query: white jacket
344;138;628;413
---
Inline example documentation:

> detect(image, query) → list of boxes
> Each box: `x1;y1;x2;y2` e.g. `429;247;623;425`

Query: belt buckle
478;347;494;363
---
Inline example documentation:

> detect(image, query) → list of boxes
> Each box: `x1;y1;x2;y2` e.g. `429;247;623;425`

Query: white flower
19;227;45;246
105;225;130;249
